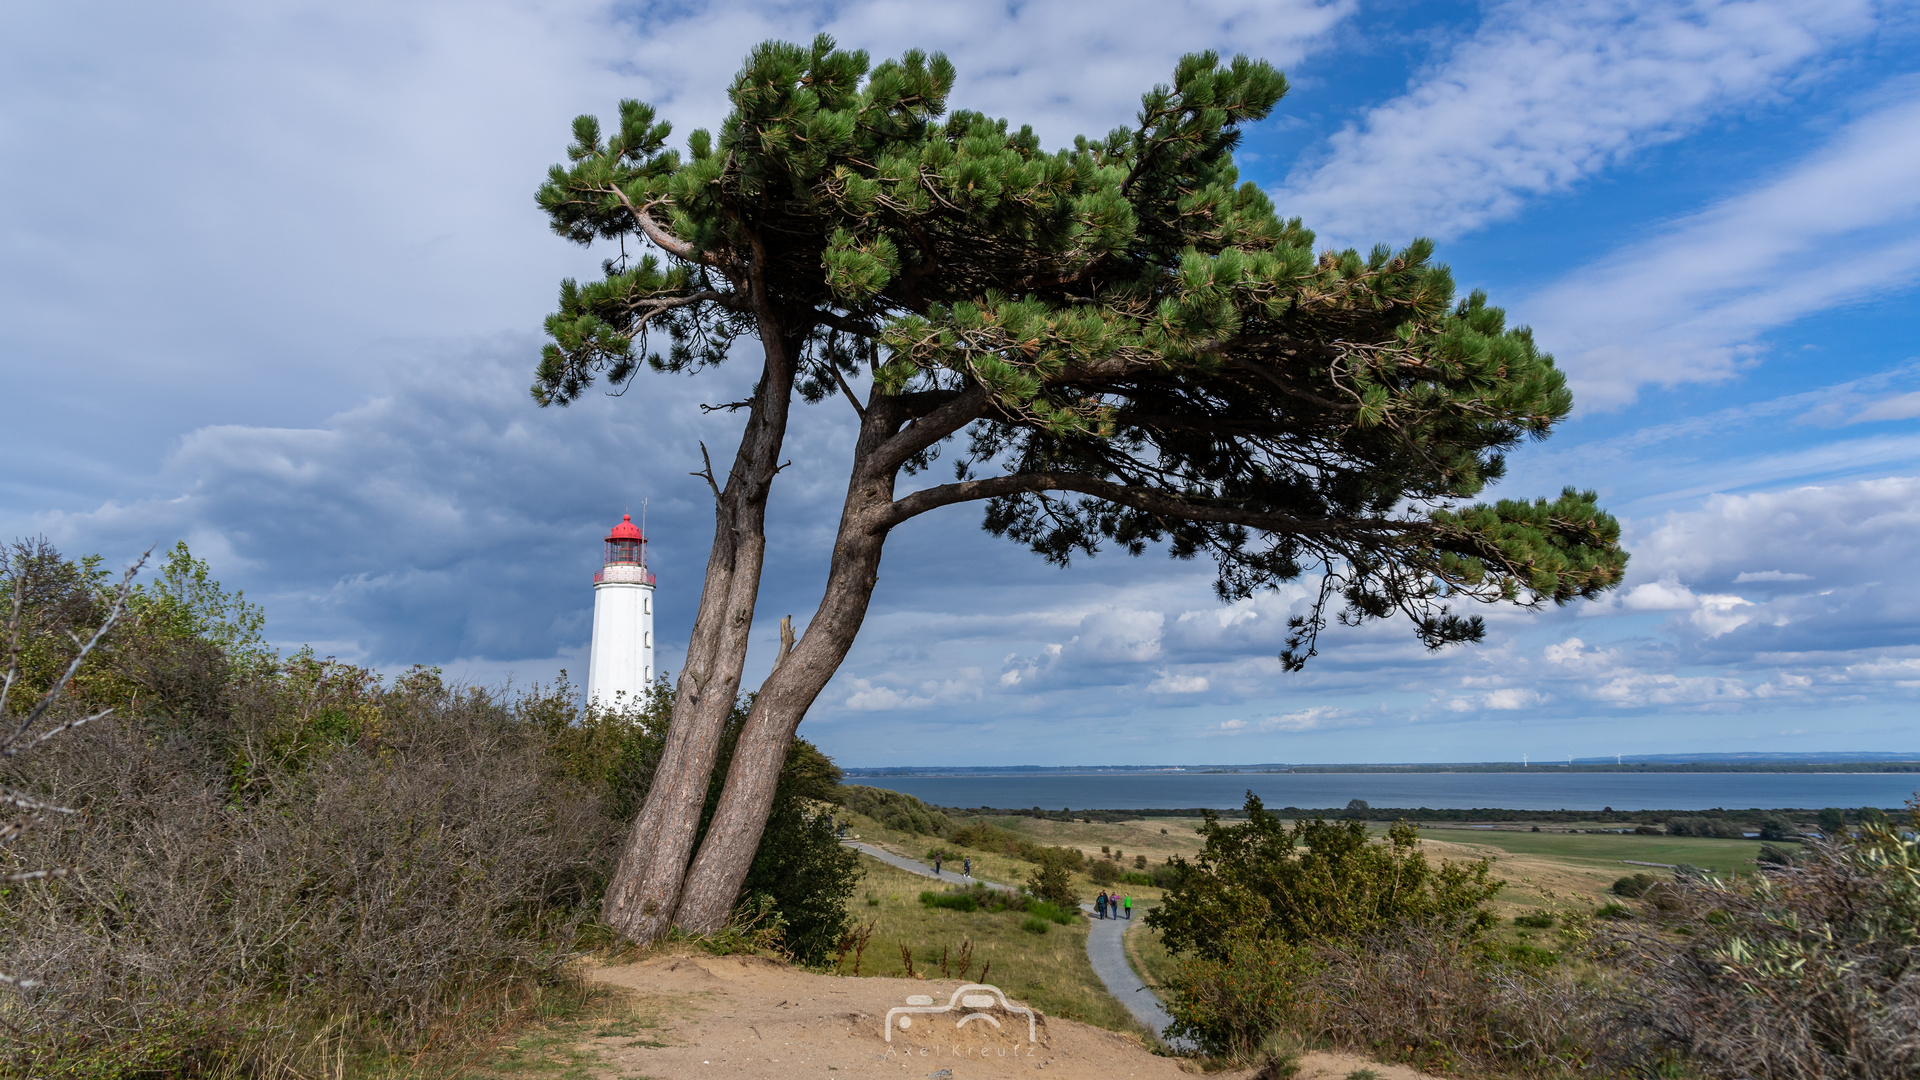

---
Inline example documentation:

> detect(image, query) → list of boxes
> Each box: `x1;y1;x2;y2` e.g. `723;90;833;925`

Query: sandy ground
581;951;1439;1080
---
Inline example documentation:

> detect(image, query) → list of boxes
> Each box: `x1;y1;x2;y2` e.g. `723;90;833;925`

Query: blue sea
850;771;1920;812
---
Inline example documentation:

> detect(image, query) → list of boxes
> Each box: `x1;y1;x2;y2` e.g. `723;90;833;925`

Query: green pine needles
534;35;1627;668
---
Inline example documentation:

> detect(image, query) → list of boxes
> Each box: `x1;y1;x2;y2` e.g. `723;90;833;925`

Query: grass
1419;825;1797;877
1123;917;1181;993
460;984;675;1080
845;855;1150;1038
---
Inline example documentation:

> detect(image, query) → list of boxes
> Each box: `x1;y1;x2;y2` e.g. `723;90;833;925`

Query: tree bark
672;387;983;932
599;314;799;943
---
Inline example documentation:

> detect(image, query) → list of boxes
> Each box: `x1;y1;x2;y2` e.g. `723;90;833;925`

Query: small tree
1026;852;1077;908
1147;793;1500;960
536;39;1627;940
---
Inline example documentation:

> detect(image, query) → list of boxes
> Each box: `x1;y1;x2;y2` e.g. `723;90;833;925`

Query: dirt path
579;951;1441;1080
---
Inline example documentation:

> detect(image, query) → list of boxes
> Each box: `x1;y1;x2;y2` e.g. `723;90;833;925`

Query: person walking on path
1123;895;1133;919
934;853;943;876
1095;891;1108;919
963;856;971;878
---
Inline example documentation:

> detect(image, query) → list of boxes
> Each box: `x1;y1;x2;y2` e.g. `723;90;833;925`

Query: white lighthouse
585;513;655;710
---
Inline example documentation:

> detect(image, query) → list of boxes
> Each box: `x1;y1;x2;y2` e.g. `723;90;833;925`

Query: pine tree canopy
534;36;1628;666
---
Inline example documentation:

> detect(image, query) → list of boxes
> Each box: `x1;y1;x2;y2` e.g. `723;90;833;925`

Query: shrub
1758;814;1795;843
0;541;865;1071
948;821;1021;851
1663;815;1744;839
1163;936;1316;1059
1025;899;1077;925
1020;916;1049;935
1150;794;1500;959
1616;813;1920;1078
1026;856;1076;908
920;891;979;913
1596;902;1633;920
837;785;951;836
1087;858;1121;886
1513;910;1555;929
1612;872;1658;897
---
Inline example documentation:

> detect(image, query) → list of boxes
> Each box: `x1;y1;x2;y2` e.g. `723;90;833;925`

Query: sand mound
582;951;1437;1080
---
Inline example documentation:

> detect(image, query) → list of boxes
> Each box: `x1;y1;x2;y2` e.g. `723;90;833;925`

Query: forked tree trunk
673;388;975;932
599;323;797;942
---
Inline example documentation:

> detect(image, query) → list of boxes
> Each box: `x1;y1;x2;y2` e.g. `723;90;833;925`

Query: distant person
1095;891;1108;919
963;856;972;878
933;853;943;876
1123;895;1132;919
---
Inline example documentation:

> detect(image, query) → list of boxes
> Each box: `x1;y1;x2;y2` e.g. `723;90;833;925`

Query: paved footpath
1082;903;1189;1051
840;840;1186;1048
843;840;1008;890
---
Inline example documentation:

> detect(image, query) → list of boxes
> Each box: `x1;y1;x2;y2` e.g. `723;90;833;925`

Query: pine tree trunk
671;396;916;933
598;322;797;943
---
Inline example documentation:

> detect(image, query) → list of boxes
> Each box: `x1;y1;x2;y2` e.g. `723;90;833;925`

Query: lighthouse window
644;597;650;614
645;632;651;647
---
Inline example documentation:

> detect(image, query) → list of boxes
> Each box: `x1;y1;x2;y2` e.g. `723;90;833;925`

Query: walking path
840;840;1186;1049
1082;904;1189;1051
842;840;1007;889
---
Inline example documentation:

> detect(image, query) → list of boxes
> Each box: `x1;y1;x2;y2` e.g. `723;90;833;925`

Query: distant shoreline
845;759;1920;777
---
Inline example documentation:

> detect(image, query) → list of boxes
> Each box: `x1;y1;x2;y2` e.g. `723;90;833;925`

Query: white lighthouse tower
585;513;655;709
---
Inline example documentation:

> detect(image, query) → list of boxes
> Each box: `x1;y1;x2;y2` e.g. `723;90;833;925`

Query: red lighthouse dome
603;514;647;567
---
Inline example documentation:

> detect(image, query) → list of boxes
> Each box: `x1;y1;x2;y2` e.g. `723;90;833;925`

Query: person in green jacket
1122;895;1132;919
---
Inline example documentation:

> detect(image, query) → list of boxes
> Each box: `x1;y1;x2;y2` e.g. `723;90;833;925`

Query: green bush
1149;794;1500;960
1025;899;1077;925
1020;916;1050;935
1087;858;1121;886
1164;937;1316;1059
1611;872;1658;897
1595;902;1633;920
1663;815;1744;838
920;890;979;913
1513;911;1555;929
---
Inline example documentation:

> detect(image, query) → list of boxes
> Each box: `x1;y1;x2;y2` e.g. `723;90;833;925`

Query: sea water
850;771;1920;811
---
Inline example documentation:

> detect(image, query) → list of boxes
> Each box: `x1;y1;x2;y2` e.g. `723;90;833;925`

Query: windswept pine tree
534;37;1628;941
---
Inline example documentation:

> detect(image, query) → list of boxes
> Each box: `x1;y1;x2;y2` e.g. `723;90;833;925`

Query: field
1418;824;1793;876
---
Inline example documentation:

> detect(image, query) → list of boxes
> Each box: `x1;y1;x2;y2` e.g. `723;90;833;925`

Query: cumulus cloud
1280;0;1878;245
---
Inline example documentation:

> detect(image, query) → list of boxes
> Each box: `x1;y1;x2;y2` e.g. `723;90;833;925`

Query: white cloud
1281;0;1878;245
1524;86;1920;407
1150;672;1212;694
621;0;1353;147
1734;570;1812;582
1259;706;1360;731
1483;688;1547;710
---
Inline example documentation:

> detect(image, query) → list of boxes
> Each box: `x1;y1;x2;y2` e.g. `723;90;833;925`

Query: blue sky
5;0;1919;765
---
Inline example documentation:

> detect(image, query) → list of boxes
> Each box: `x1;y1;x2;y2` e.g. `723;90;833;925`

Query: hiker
963;856;971;878
1123;894;1132;919
933;853;943;876
1095;891;1108;919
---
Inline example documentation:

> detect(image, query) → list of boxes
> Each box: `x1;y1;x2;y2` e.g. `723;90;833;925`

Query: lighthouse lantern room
585;513;655;709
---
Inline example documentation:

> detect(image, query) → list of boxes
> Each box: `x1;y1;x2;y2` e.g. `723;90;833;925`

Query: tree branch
691;441;722;501
881;470;1411;536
